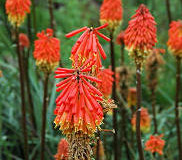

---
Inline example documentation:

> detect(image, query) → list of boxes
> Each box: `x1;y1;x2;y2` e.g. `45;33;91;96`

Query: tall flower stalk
100;0;123;159
5;0;31;159
125;4;157;160
33;29;60;160
167;20;182;160
48;0;55;33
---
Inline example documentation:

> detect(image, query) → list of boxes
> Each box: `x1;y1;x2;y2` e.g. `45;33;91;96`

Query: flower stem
32;0;37;36
175;57;182;160
96;132;100;160
15;26;29;160
110;31;118;160
121;44;125;65
136;63;145;160
165;0;172;24
48;0;56;35
151;89;158;134
41;73;49;160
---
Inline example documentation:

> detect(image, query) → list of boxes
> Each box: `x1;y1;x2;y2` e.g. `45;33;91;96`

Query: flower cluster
167;20;182;57
65;24;110;72
125;4;157;64
5;0;31;26
33;29;60;73
127;87;137;107
145;134;165;155
54;139;69;160
100;0;123;31
19;33;30;51
131;107;151;133
54;60;103;136
97;68;114;98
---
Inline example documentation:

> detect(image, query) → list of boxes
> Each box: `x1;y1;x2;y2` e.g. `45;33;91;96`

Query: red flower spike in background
167;20;182;57
116;31;125;46
33;28;60;73
100;0;123;30
127;87;137;107
145;134;165;155
5;0;31;27
125;4;157;64
131;107;151;133
19;33;30;51
54;139;69;160
97;68;114;98
54;60;103;136
65;24;110;72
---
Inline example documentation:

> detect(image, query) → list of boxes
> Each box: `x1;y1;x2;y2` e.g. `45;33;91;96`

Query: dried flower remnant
19;33;30;51
93;140;105;160
65;24;110;72
97;68;114;98
131;107;151;133
145;134;165;155
5;0;31;27
54;60;103;136
167;20;182;57
100;0;123;31
125;4;157;65
54;139;69;160
33;29;60;73
127;87;137;108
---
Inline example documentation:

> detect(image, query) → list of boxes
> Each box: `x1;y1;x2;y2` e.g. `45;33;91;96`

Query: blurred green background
0;0;182;159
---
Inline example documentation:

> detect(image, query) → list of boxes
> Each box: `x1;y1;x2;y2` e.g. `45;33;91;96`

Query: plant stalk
48;0;56;35
165;0;172;24
121;44;125;65
175;57;182;160
32;0;37;36
41;73;50;160
96;132;100;160
136;63;145;160
110;31;118;160
15;26;29;160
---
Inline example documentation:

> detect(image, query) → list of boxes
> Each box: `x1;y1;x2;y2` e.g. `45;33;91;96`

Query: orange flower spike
54;139;69;160
167;20;182;57
5;0;31;27
131;107;151;133
19;33;30;50
100;0;123;30
125;4;157;64
33;28;60;73
54;60;103;135
145;134;165;155
65;24;110;70
97;68;114;98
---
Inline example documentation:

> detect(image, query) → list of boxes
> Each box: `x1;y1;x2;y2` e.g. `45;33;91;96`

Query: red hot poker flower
19;33;30;50
65;24;110;72
145;134;165;155
54;139;69;160
54;60;103;136
100;0;123;30
33;28;60;73
116;31;125;46
5;0;31;26
97;68;114;98
131;107;151;133
167;20;182;57
125;4;157;63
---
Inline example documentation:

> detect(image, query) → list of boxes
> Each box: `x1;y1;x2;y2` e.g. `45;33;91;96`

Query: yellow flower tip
100;19;122;31
36;60;59;73
8;14;26;27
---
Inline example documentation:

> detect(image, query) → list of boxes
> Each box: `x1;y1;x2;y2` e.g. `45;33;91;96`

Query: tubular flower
19;33;30;50
127;87;137;107
125;4;157;64
116;31;125;45
100;0;123;31
54;139;69;160
167;20;182;57
65;24;110;72
145;134;165;155
54;60;103;136
33;29;60;73
131;107;151;133
5;0;31;27
97;68;114;98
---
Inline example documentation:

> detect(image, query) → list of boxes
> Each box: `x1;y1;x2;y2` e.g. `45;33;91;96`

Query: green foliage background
0;0;182;159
